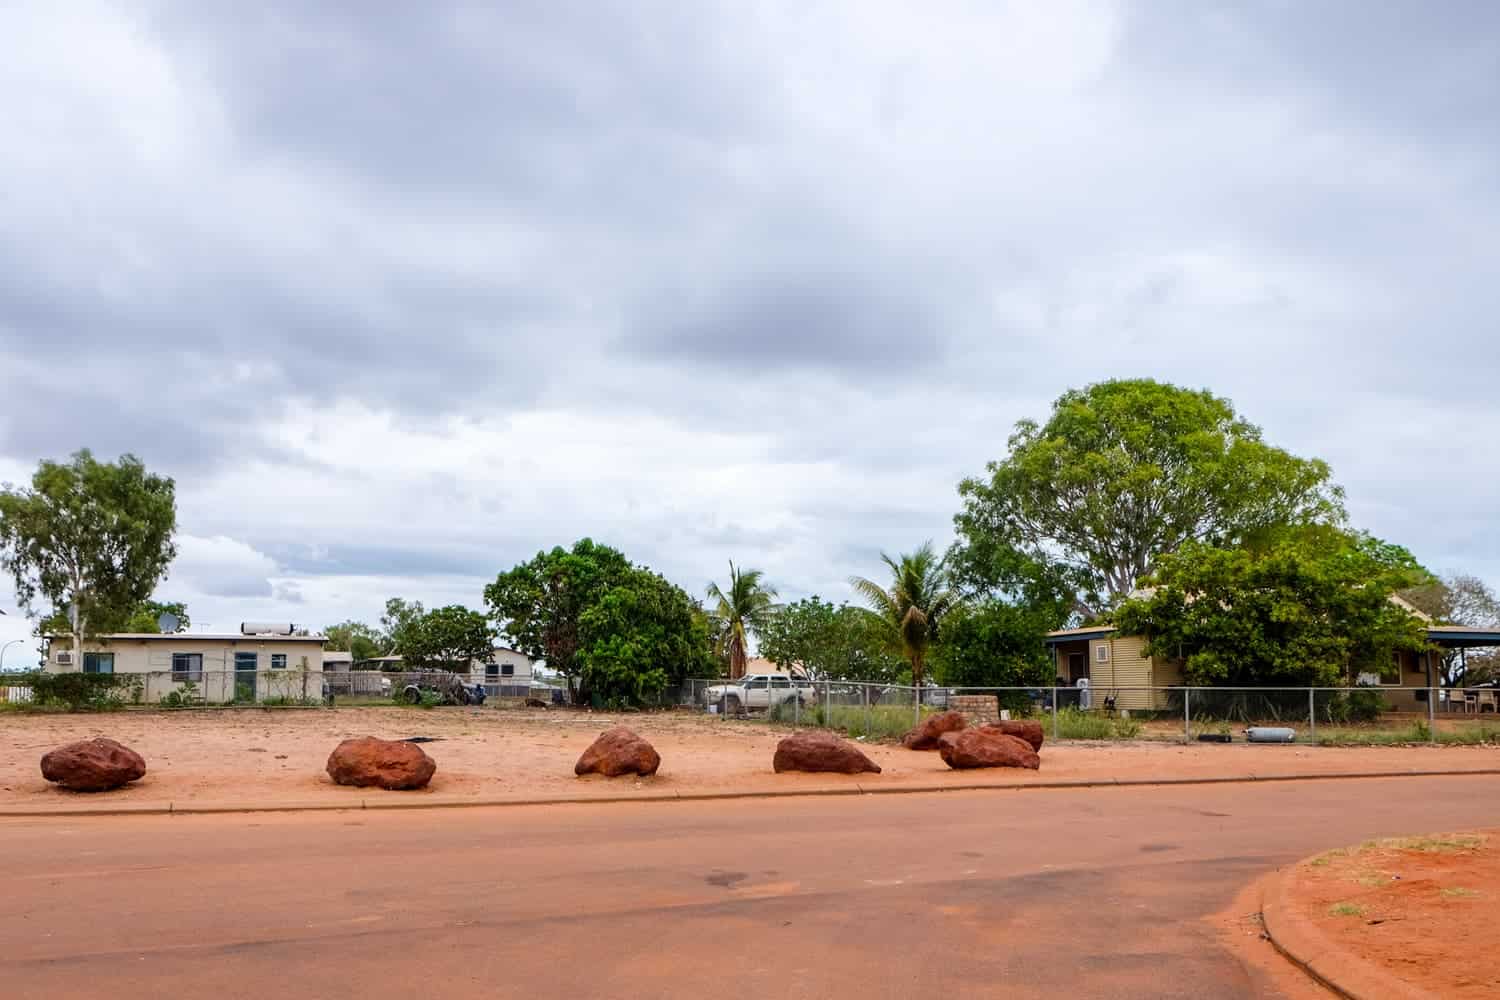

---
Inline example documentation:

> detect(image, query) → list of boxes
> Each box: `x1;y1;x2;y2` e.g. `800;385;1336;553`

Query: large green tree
1113;527;1431;687
706;561;777;677
324;620;387;662
379;598;426;655
395;605;493;671
0;450;177;669
759;596;907;682
578;568;715;706
931;600;1054;692
955;380;1345;616
850;542;958;694
485;539;711;705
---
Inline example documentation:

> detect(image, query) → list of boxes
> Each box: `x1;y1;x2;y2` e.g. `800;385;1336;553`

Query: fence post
1308;687;1316;743
794;682;800;728
1183;687;1191;743
913;686;920;728
1428;674;1437;743
1051;686;1059;742
863;683;871;737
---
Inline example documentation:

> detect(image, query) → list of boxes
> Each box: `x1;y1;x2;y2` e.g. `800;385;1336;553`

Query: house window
485;663;499;678
82;652;114;674
271;654;287;670
1094;645;1111;664
501;663;514;677
171;653;203;682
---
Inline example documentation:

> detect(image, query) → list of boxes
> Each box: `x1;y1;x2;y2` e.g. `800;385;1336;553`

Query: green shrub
1054;707;1143;740
8;671;131;711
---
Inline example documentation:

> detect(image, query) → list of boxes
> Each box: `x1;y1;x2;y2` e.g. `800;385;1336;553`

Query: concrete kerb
4;767;1499;820
1260;860;1437;1000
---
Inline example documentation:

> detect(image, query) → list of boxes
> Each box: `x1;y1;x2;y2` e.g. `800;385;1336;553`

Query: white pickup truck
705;674;816;713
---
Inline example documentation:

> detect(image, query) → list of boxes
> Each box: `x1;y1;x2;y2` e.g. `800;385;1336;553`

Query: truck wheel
404;686;423;705
722;694;742;715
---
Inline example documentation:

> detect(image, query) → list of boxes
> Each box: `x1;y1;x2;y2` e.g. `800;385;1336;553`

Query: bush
8;671;132;711
1054;707;1142;740
1321;688;1387;724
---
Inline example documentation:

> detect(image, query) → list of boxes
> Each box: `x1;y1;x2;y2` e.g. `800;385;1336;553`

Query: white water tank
240;622;295;636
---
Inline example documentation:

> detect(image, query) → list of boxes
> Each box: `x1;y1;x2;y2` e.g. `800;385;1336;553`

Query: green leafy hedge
3;671;138;710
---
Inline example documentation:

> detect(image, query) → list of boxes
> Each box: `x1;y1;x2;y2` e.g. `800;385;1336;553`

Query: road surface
3;775;1496;999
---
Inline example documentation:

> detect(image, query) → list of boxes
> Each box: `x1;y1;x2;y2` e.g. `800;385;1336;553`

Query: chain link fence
672;678;1500;745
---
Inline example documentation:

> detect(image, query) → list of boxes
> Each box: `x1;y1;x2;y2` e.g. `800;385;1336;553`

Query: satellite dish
157;612;180;633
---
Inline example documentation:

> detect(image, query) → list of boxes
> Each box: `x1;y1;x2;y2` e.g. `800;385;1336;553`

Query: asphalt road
4;775;1497;999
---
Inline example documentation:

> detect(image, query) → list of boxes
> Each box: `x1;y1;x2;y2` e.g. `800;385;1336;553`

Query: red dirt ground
4;706;1498;810
1280;830;1500;998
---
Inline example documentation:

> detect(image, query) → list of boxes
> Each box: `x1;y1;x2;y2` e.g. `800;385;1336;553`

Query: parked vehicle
705;674;816;713
401;671;486;706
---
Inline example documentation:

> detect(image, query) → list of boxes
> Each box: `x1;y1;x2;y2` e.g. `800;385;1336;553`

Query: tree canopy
931;599;1054;693
324;620;387;662
1113;527;1431;686
0;451;177;662
850;542;958;692
758;596;907;682
955;380;1344;616
379;598;426;656
395;605;493;670
706;561;777;677
485;538;711;705
578;567;714;706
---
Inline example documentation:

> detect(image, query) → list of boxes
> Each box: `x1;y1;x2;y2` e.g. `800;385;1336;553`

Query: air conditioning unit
56;651;73;666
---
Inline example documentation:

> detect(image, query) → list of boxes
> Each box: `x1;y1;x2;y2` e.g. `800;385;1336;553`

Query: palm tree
706;561;778;678
850;541;957;696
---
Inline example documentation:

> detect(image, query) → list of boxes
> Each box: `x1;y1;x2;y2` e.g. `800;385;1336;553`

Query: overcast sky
2;1;1498;661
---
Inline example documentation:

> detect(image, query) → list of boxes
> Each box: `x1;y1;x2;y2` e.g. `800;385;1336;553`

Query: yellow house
1046;619;1500;714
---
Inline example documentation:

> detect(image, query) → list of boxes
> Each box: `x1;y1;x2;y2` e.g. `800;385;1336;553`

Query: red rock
979;719;1045;751
937;729;1040;770
773;731;881;774
901;710;968;750
575;727;661;777
325;736;436;790
40;738;147;792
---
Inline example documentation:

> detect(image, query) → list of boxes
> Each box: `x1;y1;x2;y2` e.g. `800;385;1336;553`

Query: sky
2;1;1498;664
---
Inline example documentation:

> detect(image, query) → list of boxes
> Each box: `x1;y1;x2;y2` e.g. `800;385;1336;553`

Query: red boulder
901;710;968;750
937;729;1040;770
40;738;147;792
979;719;1045;751
575;727;661;777
773;731;881;774
326;737;436;790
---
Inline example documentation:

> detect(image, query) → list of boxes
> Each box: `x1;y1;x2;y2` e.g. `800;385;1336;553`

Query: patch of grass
1381;834;1485;854
1350;871;1392;887
1308;848;1349;867
772;703;931;741
1319;721;1500;746
1054;707;1143;740
1328;902;1365;918
1441;887;1480;899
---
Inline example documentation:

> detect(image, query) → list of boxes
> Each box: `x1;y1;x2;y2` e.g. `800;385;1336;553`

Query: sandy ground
4;706;1499;809
1280;830;1500;998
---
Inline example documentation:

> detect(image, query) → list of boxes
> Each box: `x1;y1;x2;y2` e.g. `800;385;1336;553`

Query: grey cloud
631;274;947;373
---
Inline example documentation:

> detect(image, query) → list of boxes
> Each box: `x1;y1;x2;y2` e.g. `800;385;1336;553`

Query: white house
44;627;327;704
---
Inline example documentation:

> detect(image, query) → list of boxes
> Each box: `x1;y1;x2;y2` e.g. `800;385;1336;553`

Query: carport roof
1043;625;1116;646
1426;625;1500;647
